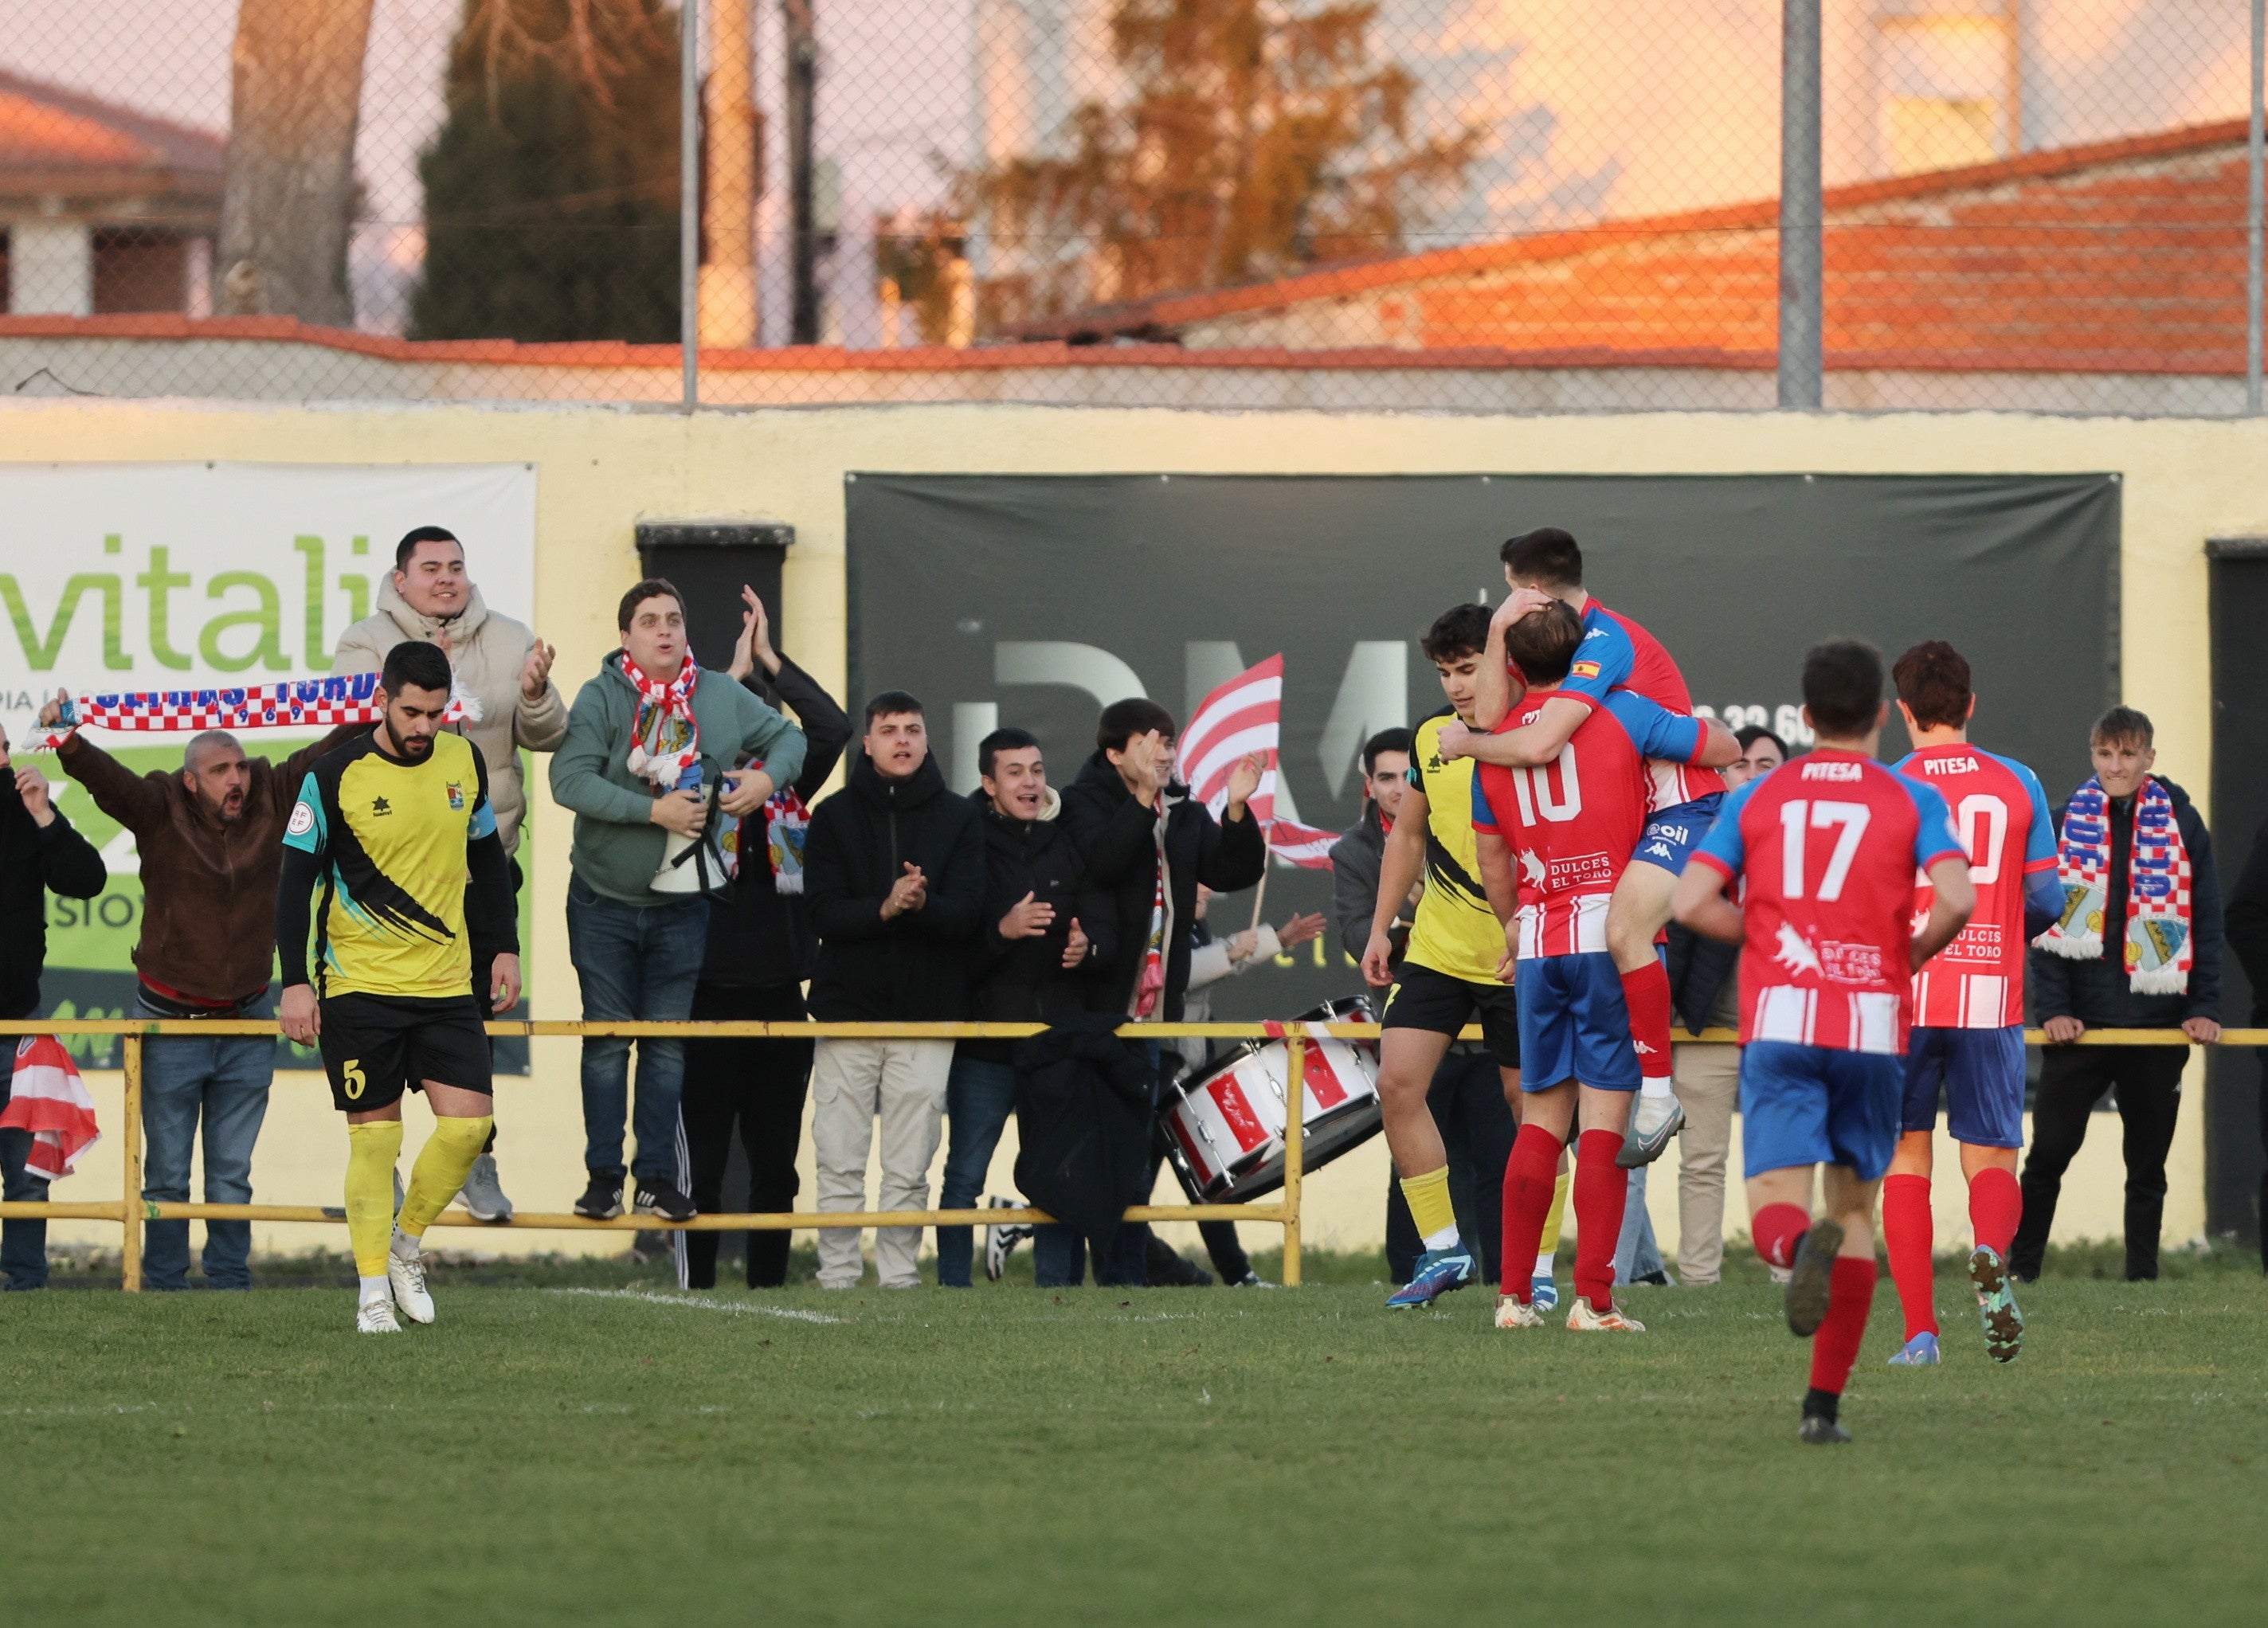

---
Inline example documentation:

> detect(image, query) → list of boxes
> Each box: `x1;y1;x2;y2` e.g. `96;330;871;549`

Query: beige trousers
809;1039;951;1289
1671;1041;1742;1285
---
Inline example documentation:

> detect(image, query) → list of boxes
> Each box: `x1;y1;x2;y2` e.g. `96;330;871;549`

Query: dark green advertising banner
847;472;2119;1018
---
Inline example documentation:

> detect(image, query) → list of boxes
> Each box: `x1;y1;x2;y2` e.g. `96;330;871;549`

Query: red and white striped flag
1179;654;1338;871
2;1035;102;1180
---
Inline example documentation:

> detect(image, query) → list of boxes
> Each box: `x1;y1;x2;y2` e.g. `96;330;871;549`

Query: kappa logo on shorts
1642;841;1675;859
445;781;465;811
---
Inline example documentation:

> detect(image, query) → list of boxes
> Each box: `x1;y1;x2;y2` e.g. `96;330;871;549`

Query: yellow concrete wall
6;399;2258;1268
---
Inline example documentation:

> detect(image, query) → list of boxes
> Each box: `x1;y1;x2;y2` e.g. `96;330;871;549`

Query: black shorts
317;992;493;1113
1381;961;1522;1069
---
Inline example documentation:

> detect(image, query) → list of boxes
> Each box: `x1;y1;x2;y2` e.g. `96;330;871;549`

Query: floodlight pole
1778;0;1823;410
680;0;702;412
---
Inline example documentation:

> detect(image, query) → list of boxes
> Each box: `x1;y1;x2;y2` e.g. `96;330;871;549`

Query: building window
92;229;190;315
1878;10;2019;177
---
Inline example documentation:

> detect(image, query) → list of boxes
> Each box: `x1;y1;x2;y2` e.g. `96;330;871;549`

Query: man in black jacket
0;723;109;1289
679;591;852;1289
2223;814;2268;1272
2012;707;2223;1283
803;691;984;1289
938;727;1114;1288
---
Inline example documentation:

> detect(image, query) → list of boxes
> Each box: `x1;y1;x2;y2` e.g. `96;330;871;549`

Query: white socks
358;1275;391;1305
1534;1250;1554;1278
390;1225;421;1263
1638;1075;1675;1103
1420;1223;1460;1252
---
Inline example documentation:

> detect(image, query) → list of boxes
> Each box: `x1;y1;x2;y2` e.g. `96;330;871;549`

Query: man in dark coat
2223;812;2268;1273
802;691;984;1289
679;589;852;1289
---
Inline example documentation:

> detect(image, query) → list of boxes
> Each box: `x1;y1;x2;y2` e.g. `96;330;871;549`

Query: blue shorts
1902;1024;2027;1149
1516;951;1639;1091
1630;792;1724;875
1740;1041;1905;1181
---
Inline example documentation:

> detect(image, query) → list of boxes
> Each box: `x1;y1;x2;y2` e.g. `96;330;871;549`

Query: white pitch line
546;1287;842;1325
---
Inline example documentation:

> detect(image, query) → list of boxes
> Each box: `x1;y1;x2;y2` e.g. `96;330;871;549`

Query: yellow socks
345;1121;405;1279
1399;1164;1459;1251
398;1115;495;1241
1537;1171;1571;1268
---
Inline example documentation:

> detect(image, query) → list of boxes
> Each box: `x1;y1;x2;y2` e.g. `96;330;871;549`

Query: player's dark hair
1892;640;1972;732
1361;726;1415;776
1499;527;1584;590
617;577;684;631
864;691;926;728
381;638;454;699
1734;725;1788;757
1801;639;1885;738
978;726;1040;781
1097;697;1177;753
1502;598;1585;686
2090;705;2153;749
395;525;460;571
1420;602;1490;663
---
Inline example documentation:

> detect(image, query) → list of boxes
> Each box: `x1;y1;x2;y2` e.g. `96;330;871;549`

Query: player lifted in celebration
276;641;522;1334
1673;640;1973;1443
1475;601;1737;1333
1445;528;1725;1169
1882;641;2061;1368
1362;604;1555;1309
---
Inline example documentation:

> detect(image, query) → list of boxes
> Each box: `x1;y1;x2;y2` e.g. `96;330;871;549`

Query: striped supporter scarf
2035;775;2194;995
2;1036;101;1181
36;674;470;750
621;656;701;786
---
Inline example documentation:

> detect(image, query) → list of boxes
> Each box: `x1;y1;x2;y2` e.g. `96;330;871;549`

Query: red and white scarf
2;1036;101;1181
2035;775;2194;994
622;656;701;787
36;675;470;750
721;788;812;894
1132;808;1171;1019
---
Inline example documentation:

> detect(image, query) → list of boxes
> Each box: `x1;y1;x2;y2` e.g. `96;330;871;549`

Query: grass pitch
2;1250;2262;1626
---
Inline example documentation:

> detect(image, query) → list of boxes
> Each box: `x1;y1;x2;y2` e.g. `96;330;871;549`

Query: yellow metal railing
1;1019;2257;1293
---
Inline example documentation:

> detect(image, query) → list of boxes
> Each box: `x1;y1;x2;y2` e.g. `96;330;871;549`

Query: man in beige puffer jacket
331;526;567;1220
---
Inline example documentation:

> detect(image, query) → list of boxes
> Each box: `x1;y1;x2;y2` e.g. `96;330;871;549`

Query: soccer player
1361;604;1552;1309
1672;640;1973;1443
1447;527;1725;1169
1883;641;2062;1368
1475;601;1736;1333
276;641;522;1335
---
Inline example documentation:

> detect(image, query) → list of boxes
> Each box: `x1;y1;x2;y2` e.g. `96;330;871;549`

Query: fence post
679;0;701;411
121;1033;143;1293
1282;1035;1303;1288
1777;0;1824;409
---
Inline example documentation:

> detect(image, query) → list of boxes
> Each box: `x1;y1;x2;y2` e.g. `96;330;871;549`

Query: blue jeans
0;1125;48;1289
936;1054;1019;1288
1615;1164;1666;1285
566;875;710;1184
139;999;274;1291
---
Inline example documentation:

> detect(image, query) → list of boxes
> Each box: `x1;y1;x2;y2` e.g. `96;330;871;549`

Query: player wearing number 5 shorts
1883;642;2062;1368
275;641;523;1334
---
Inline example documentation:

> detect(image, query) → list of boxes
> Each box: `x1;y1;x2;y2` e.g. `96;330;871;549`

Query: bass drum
1159;997;1384;1205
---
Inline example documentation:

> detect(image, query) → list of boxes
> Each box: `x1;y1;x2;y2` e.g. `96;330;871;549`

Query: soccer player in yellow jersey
1364;605;1566;1309
276;641;521;1334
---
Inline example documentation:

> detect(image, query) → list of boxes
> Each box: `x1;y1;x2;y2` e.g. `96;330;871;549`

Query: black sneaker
634;1180;698;1223
1798;1415;1853;1445
1784;1218;1844;1338
574;1175;625;1219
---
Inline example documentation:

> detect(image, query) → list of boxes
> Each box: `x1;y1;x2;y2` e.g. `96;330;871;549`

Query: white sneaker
388;1243;435;1325
1494;1293;1547;1329
357;1293;402;1335
1565;1296;1646;1333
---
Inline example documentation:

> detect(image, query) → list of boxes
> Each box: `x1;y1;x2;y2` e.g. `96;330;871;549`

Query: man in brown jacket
38;695;357;1290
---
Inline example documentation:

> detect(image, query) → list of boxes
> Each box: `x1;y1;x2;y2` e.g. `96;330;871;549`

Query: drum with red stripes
1160;998;1384;1204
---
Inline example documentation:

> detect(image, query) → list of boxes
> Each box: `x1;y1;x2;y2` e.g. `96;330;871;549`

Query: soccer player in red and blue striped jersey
1673;640;1973;1444
1882;641;2063;1368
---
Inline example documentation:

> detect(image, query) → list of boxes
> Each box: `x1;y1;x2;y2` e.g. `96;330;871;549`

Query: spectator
2223;815;2268;1274
2013;706;2222;1283
803;691;984;1289
550;578;807;1225
37;692;356;1291
678;589;851;1290
1659;724;1782;1286
939;726;1113;1289
0;723;106;1290
333;523;566;1221
1060;699;1265;1286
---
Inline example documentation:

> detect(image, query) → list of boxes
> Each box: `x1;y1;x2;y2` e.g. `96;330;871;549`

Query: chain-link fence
1;1;2262;413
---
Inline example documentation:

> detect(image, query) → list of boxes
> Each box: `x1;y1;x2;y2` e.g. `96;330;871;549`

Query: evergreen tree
412;0;681;343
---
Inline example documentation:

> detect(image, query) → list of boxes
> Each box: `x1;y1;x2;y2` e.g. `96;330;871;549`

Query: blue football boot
1385;1246;1476;1309
1886;1330;1941;1367
1530;1271;1560;1312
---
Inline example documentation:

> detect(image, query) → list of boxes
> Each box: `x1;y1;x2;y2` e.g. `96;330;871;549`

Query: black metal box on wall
634;521;794;673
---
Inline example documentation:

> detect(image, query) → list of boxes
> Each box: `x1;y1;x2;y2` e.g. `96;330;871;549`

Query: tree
216;0;376;325
963;0;1479;331
411;0;682;343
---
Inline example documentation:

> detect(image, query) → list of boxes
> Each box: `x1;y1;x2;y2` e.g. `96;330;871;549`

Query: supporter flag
1178;654;1338;871
2;1035;102;1180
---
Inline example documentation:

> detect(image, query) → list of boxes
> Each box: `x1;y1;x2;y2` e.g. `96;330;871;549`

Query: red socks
1620;958;1674;1084
1808;1256;1878;1397
1500;1124;1565;1302
1969;1166;2023;1258
1882;1173;1937;1341
1752;1202;1809;1269
1572;1129;1627;1312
